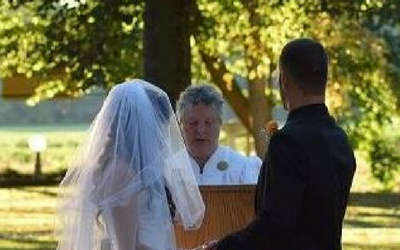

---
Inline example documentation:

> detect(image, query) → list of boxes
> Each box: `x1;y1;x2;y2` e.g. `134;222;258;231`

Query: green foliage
317;16;400;188
192;0;400;188
193;0;308;83
369;138;400;190
0;2;50;78
0;0;144;102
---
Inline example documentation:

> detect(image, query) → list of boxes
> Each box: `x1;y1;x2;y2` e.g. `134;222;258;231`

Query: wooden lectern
175;185;256;249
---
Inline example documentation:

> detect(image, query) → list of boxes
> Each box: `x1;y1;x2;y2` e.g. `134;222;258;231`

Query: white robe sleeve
221;146;262;184
243;156;262;183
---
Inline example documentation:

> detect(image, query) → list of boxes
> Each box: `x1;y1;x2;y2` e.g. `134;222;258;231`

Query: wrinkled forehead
183;103;220;120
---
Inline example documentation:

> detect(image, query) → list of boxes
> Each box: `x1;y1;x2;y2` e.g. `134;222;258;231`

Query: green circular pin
217;161;229;171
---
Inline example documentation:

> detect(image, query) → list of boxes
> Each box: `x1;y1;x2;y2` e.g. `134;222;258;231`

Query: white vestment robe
189;146;262;185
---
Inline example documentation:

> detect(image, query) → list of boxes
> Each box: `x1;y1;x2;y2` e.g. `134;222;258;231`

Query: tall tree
1;0;399;187
144;0;191;104
189;0;400;186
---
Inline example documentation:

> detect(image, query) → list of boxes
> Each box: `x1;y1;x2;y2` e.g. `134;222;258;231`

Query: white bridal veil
57;79;205;250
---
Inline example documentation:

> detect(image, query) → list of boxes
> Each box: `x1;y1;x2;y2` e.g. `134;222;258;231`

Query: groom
205;38;356;250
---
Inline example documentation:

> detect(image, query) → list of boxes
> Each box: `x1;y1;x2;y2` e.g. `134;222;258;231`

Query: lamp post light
28;135;47;179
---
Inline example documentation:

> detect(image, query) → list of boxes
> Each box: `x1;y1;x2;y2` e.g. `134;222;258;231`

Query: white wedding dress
56;80;205;250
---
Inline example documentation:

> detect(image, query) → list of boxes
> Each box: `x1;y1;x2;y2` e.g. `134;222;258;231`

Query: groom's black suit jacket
217;104;356;250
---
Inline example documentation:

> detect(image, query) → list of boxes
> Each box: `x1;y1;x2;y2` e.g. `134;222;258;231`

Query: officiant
177;84;261;185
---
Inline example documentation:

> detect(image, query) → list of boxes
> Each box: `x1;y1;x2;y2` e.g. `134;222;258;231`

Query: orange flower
265;120;279;137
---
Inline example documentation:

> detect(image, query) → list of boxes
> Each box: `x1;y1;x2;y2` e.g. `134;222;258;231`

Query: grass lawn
0;187;399;250
0;187;58;250
0;126;87;176
0;125;399;249
343;193;400;250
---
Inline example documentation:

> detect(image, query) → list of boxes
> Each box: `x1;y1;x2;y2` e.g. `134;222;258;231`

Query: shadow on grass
0;230;57;250
16;186;58;197
0;169;65;189
345;219;395;228
0;239;56;250
0;244;56;250
343;243;400;250
0;230;54;239
345;193;400;229
356;212;400;218
349;193;400;208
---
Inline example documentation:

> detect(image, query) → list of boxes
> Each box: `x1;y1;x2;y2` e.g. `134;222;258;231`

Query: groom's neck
288;94;325;112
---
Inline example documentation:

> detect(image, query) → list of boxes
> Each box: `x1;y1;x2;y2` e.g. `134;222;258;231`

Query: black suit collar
287;103;329;121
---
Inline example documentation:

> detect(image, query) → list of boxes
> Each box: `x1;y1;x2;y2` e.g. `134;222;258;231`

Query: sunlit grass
1;125;399;192
0;126;86;175
0;187;58;250
343;228;400;250
0;187;399;250
0;125;399;249
342;193;400;250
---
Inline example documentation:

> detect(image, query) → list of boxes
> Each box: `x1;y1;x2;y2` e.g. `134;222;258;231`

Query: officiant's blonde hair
177;84;223;121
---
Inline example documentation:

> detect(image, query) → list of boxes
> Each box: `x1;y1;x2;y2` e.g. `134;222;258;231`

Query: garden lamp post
28;135;47;179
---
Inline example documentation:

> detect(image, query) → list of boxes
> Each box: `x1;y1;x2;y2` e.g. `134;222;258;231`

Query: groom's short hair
279;38;328;95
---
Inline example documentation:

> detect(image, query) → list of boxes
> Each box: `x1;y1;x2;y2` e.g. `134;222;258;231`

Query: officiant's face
181;103;222;163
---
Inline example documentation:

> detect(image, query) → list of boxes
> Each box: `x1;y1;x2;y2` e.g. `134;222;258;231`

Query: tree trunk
243;0;273;158
249;79;271;158
199;52;251;132
143;0;191;106
192;0;274;157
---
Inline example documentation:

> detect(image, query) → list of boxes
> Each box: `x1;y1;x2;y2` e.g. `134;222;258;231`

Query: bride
56;79;205;250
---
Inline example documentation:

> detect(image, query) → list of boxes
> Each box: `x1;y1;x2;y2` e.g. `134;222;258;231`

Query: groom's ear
280;68;289;89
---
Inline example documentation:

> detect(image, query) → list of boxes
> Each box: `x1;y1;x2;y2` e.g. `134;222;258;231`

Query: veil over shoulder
57;79;205;250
